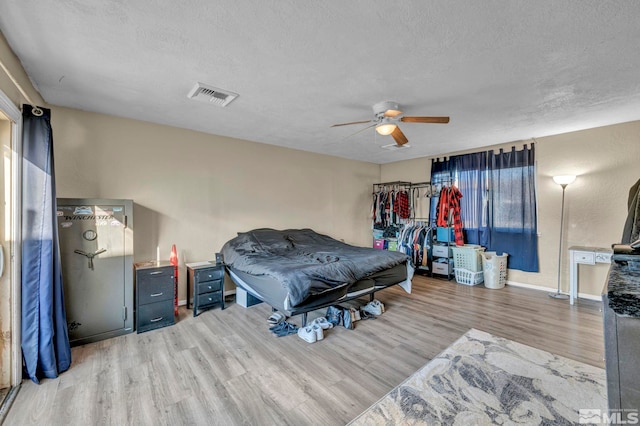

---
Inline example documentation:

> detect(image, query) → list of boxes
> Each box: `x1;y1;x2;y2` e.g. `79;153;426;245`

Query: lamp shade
553;175;576;186
375;123;397;135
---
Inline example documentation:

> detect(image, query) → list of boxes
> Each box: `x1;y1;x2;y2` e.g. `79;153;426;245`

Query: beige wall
0;32;45;110
51;107;381;299
382;121;640;297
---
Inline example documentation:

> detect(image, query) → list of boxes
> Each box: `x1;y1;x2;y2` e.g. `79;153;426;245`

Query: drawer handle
207;285;212;290
207;297;213;301
150;292;163;297
150;271;163;275
150;317;164;323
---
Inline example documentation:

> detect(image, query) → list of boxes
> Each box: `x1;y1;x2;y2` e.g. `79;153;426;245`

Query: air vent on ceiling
187;82;238;107
381;143;411;150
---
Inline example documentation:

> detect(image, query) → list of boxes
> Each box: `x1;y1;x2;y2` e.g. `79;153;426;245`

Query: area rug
349;328;607;425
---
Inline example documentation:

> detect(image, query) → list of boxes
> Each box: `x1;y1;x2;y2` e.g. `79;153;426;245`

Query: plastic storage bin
481;252;508;289
451;245;485;272
432;244;452;258
373;239;386;250
387;239;398;251
436;227;455;242
432;260;453;275
454;268;484;285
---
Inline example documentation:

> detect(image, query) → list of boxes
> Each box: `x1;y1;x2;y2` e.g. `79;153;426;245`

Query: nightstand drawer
198;291;222;308
138;279;174;305
195;268;224;282
137;301;174;332
197;279;222;295
136;265;174;283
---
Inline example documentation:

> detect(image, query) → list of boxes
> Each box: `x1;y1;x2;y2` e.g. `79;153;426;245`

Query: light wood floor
4;275;604;425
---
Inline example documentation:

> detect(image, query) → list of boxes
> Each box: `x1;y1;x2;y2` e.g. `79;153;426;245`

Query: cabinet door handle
150;317;164;322
150;292;163;297
150;271;163;275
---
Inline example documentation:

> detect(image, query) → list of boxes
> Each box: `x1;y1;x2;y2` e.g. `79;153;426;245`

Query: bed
221;228;413;324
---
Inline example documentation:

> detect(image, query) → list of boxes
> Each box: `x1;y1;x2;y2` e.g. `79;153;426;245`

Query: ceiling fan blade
331;120;372;127
401;116;450;124
344;123;377;139
391;127;409;146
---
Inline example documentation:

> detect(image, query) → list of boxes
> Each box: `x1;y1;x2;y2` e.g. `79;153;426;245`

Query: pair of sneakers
361;299;385;317
298;317;333;343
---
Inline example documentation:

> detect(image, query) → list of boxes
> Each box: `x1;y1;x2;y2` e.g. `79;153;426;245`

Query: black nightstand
187;262;225;317
134;261;176;333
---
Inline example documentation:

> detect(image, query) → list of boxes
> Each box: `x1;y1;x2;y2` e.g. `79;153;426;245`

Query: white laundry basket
481;252;508;289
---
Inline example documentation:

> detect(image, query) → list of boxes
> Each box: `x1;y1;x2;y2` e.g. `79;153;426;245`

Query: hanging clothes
397;222;433;270
372;184;412;227
435;185;464;246
413;186;431;220
393;190;410;219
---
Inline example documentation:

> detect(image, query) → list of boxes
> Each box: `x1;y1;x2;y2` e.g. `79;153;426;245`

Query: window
431;144;538;272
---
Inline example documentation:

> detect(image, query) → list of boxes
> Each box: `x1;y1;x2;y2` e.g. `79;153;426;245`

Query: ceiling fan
331;101;449;146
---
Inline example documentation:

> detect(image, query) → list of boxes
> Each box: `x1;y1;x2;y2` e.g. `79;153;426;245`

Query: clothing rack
371;181;413;228
372;181;412;192
372;180;434;225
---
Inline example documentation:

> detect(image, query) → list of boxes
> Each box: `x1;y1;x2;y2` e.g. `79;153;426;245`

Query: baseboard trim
506;281;602;301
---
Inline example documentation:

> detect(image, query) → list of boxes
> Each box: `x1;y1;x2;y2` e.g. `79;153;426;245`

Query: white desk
568;246;612;305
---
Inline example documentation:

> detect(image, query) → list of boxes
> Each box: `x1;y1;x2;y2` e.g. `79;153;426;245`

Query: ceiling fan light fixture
375;123;397;135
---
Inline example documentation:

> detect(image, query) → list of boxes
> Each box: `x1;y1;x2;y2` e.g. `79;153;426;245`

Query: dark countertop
606;258;640;317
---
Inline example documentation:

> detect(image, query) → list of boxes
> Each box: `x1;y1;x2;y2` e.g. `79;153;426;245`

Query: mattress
221;228;412;312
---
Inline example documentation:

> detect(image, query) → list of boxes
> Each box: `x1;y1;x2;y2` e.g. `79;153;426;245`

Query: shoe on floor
273;321;298;337
361;300;383;316
374;299;385;313
359;309;377;320
267;311;286;325
269;321;288;332
310;317;333;330
313;324;324;341
298;325;318;343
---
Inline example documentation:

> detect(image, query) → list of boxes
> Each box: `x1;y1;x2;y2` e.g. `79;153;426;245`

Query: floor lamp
549;175;576;299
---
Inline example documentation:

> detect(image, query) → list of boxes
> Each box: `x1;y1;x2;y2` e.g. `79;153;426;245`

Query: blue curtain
488;145;539;272
430;145;539;272
22;105;71;384
452;152;489;247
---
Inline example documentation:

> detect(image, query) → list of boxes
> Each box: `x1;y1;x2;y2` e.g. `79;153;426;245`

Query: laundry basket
481;252;508;289
451;245;485;272
454;268;484;286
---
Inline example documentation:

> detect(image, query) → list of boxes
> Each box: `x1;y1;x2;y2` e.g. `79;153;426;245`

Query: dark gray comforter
221;228;410;307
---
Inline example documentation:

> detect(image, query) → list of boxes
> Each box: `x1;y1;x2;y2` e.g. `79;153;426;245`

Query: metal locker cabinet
56;198;134;345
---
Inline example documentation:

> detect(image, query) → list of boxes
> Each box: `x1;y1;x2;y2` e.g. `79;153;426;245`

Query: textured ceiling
1;0;640;164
